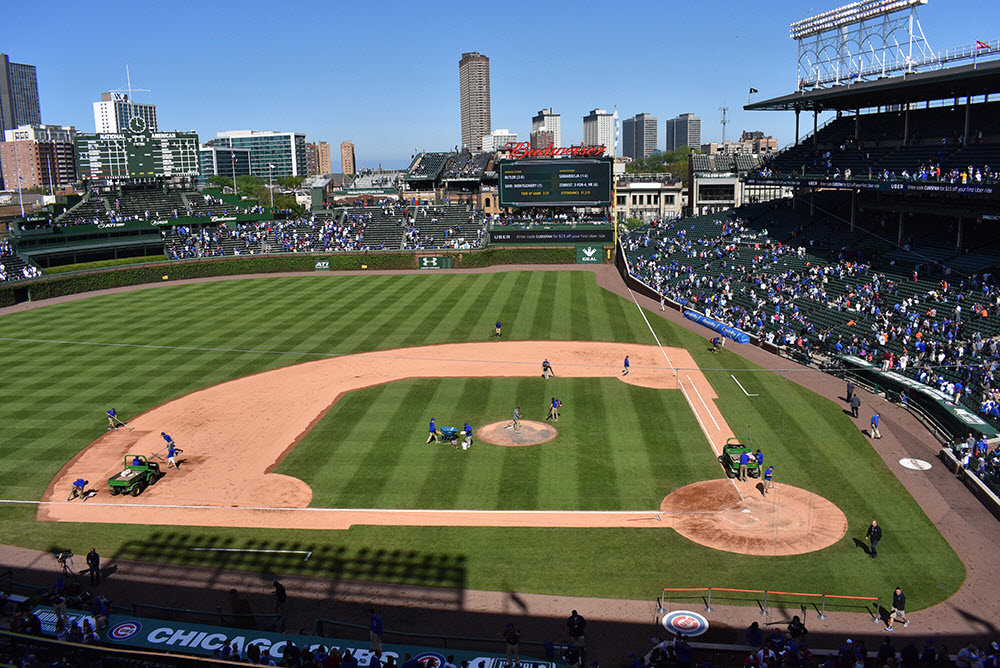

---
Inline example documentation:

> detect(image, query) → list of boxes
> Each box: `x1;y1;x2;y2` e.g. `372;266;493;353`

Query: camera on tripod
55;550;74;565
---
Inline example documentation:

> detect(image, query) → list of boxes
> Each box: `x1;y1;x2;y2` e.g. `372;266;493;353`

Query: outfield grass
0;271;965;606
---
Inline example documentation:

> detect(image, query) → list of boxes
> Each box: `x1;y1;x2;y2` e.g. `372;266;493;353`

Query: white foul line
686;374;721;433
731;374;759;397
189;547;312;561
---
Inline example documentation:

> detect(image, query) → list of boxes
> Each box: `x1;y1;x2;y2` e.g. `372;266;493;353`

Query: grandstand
350;170;401;189
404;152;453;182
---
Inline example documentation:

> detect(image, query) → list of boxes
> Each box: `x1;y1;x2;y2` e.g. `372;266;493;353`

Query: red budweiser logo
504;142;607;159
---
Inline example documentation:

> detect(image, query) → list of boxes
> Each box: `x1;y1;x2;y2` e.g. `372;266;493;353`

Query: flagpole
14;147;25;217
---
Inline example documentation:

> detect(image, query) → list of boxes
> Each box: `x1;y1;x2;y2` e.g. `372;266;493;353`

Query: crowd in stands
0;239;41;283
621;203;1000;442
163;204;488;258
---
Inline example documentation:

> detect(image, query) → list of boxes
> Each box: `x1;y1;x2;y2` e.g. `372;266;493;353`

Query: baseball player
426;418;439;444
513;406;522;432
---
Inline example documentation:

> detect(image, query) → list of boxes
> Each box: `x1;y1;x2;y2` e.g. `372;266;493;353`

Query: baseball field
0;268;964;606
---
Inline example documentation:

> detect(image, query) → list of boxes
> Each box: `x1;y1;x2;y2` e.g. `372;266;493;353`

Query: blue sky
5;0;998;170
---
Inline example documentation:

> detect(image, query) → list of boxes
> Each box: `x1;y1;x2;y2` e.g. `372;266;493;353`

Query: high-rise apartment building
622;113;658;159
215;130;308;177
531;108;561;148
317;141;331;174
665;113;702;151
305;142;320;175
341;141;356;175
1;53;42;189
1;124;77;189
459;52;491;152
93;92;158;134
582;109;615;154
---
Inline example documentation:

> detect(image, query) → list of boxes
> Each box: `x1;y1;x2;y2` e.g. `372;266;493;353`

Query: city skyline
3;0;998;170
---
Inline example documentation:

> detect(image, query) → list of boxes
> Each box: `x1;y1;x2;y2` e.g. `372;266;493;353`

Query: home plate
899;458;932;471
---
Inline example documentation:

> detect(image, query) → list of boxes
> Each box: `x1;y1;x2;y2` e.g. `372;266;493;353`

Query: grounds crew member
426;418;439;444
67;478;89;502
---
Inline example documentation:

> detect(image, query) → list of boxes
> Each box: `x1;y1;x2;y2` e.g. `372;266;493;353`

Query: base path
39;341;743;532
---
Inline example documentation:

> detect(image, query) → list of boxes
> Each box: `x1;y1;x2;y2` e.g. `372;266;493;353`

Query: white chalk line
686;374;721;433
0;497;736;518
625;286;742;499
731;374;759;397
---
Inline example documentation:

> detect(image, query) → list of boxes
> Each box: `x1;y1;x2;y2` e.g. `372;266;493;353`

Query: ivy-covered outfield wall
0;247;583;307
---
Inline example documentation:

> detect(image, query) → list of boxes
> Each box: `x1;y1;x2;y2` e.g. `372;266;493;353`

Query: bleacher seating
405;153;453;181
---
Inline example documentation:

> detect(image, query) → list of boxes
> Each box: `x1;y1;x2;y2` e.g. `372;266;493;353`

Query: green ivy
0;247;583;306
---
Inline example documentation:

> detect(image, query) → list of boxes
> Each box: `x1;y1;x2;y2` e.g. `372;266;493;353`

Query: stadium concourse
3;264;1000;667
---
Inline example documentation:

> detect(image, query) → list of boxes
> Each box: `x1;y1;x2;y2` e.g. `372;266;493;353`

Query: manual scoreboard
498;159;613;207
76;125;200;180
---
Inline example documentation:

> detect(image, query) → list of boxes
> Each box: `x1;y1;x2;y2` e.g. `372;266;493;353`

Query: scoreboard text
498;159;613;207
76;131;200;180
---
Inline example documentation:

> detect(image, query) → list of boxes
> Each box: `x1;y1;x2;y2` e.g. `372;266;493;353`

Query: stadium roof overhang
745;60;1000;113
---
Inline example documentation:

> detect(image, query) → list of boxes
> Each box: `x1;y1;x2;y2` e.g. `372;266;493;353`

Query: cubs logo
661;610;709;637
108;620;142;640
413;652;446;668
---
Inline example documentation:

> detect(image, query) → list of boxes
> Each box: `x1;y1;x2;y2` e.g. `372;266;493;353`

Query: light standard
268;163;275;209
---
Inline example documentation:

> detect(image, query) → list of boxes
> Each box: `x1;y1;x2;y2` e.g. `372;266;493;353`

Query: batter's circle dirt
477;420;557;446
660;479;848;556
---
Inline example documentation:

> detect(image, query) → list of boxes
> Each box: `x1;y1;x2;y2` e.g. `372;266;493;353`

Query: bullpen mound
477;420;557;447
660;479;847;556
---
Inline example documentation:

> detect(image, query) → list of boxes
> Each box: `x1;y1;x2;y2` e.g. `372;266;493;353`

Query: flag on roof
749;87;758;94
977;40;989;50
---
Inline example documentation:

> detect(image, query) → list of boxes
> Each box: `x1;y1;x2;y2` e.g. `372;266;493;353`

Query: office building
215;130;308;178
1;125;77;190
199;144;251;183
582;109;614;154
481;129;517;153
317;141;331;174
531;108;561;148
622;113;658;159
530;129;554;150
1;53;42;190
93;92;158;133
459;52;491;152
665;113;701;151
341;140;356;175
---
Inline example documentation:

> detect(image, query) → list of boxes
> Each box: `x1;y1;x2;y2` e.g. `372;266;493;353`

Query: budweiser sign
504;142;607;159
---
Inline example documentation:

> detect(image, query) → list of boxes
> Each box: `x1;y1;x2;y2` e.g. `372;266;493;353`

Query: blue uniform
106;408;119;430
494;321;502;338
426;418;438;444
622;356;630;376
763;465;774;494
738;452;750;482
161;432;174;446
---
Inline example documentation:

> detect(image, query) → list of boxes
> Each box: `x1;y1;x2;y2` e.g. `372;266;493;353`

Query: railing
657;587;881;623
121;601;284;633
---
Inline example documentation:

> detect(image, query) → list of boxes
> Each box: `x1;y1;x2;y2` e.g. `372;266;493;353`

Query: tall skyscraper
582;109;614;153
93;92;158;133
317;141;331;174
459;52;491;152
622;113;658;159
0;53;42;189
665;113;702;151
341;140;356;175
481;129;518;152
531;108;561;148
305;142;320;175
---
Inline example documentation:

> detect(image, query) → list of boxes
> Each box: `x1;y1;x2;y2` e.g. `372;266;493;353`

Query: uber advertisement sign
490;229;613;243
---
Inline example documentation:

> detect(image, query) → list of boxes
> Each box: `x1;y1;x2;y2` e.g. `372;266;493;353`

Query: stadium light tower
791;0;933;89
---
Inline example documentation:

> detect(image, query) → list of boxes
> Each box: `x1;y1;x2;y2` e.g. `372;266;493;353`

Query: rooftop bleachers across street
351;171;400;189
405;153;453;181
57;193;110;224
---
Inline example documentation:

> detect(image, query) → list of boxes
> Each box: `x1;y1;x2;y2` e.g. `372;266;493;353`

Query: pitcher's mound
477;420;557;447
659;479;847;556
